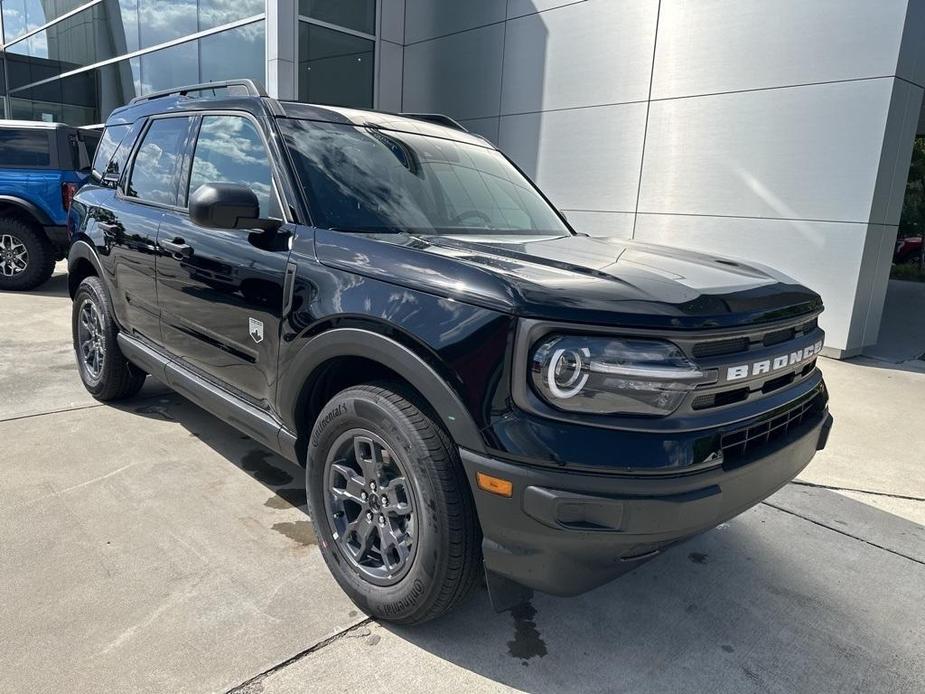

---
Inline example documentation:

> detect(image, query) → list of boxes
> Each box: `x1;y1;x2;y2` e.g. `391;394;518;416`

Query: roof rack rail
398;113;468;132
129;79;267;105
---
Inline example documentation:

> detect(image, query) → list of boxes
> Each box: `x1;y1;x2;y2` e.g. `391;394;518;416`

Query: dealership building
1;0;923;357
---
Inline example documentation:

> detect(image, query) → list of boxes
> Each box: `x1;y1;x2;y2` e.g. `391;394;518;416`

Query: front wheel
72;276;146;401
307;384;481;624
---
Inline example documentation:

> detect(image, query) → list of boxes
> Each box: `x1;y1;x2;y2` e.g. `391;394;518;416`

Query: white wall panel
639;79;895;223
401;24;504;120
500;102;646;212
634;213;874;352
404;0;505;44
507;0;589;20
376;41;404;112
501;0;657;114
652;0;908;100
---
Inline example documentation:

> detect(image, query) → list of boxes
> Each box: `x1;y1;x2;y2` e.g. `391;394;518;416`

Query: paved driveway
1;264;923;693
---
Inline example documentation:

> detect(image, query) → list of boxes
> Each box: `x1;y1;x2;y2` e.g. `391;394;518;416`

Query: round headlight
547;346;589;398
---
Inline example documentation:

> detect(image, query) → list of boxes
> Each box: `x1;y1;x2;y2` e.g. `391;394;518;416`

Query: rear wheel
0;218;54;291
307;384;481;624
72;276;146;401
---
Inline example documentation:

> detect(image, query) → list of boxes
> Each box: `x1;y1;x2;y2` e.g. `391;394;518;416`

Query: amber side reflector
476;472;513;497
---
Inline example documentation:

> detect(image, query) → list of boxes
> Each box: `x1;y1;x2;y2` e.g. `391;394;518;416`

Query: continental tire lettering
312;402;347;446
380;578;426;616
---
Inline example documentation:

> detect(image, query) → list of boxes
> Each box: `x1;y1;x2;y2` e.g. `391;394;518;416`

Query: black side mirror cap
189;183;281;232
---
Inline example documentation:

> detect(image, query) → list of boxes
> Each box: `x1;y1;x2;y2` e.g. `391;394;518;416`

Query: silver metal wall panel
871;79;924;226
401;23;505;120
404;0;505;44
634;212;875;352
499;102;647;212
639;79;896;224
458;116;500;144
897;0;925;88
507;0;589;20
561;210;634;238
380;0;406;45
652;0;909;100
377;40;404;112
501;0;657;115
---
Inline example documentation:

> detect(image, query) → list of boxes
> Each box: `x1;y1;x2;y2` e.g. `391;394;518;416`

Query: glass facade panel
199;21;265;84
137;0;196;47
189;115;273;215
9;58;141;125
299;0;375;35
298;22;374;108
1;0;86;43
198;0;262;30
7;20;264;125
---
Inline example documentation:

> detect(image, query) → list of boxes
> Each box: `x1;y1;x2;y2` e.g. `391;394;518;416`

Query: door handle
99;222;119;234
161;238;193;258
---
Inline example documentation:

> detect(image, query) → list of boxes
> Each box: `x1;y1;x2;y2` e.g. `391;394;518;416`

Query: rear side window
0;129;51;167
126;117;191;205
92;125;130;178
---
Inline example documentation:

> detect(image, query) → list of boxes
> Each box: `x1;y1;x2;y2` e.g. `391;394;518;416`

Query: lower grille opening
762;371;796;394
720;395;823;464
692;387;749;410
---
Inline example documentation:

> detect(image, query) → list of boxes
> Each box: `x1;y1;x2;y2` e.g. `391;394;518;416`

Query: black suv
68;80;832;624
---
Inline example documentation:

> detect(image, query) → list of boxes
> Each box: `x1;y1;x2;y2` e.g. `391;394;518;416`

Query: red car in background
895;235;923;264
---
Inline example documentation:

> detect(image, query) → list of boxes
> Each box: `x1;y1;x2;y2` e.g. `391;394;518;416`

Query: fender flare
0;195;54;226
67;240;106;297
278;328;486;453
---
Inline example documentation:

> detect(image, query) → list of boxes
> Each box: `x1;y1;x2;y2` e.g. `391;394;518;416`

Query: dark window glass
127;117;190;205
1;0;86;43
8;58;140;126
68;129;100;170
0;128;51;166
279;120;569;236
298;23;374;108
199;21;265;84
299;0;375;35
92;124;131;177
188;116;273;216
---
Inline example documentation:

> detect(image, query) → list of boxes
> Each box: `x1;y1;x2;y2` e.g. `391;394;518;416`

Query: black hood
315;230;822;330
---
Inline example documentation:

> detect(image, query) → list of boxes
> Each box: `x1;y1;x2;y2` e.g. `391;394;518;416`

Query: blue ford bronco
68;80;832;623
0;121;99;290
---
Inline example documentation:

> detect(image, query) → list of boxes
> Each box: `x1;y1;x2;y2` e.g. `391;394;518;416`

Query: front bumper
461;406;832;597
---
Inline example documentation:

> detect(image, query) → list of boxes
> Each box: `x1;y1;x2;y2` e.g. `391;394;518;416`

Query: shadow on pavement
0;271;70;299
112;383;924;693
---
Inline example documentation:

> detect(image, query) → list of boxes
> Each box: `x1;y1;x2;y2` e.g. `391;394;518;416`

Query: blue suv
0;121;99;290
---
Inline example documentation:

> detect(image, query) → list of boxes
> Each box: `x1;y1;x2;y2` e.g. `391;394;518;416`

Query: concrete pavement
1;263;923;693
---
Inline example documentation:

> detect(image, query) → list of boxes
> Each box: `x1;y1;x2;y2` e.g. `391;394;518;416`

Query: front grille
689;315;819;360
692;337;749;358
720;395;823;461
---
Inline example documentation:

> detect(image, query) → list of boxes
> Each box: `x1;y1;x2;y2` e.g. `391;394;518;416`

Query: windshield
278;118;570;236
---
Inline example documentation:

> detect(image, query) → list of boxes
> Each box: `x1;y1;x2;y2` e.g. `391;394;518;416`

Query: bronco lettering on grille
726;340;822;381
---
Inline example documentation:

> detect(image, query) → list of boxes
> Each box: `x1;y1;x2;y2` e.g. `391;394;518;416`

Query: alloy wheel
77;299;106;379
323;429;417;586
0;234;28;277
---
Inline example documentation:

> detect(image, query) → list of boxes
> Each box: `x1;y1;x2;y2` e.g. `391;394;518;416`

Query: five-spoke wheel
76;298;106;380
0;233;28;278
324;431;416;584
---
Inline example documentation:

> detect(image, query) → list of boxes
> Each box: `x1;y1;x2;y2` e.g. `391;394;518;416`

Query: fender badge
249;317;264;344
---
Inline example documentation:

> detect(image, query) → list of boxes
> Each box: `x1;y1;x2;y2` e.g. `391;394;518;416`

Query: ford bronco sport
68;80;833;624
0;120;98;290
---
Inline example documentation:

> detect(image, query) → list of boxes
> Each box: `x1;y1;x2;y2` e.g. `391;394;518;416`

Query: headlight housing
529;335;705;416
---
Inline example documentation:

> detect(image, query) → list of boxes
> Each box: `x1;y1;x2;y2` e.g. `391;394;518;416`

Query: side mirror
189;183;280;232
101;170;120;187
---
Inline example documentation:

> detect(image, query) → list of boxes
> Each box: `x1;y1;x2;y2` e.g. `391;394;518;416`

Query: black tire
307;384;481;624
0;217;55;291
72;276;146;401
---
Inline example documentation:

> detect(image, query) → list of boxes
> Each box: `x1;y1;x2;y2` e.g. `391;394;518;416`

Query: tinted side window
188;115;274;216
0;128;51;166
127;117;191;205
92;125;130;178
